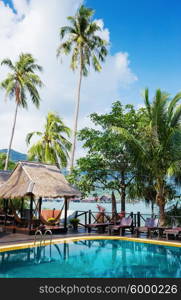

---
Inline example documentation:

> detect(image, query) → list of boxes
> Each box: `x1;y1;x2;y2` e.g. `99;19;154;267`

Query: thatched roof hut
0;170;11;186
0;161;80;199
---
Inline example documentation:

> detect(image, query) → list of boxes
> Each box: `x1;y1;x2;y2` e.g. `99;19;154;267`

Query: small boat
56;199;64;203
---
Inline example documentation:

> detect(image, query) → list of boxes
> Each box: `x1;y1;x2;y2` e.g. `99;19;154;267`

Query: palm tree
26;112;71;168
115;89;181;225
57;5;108;170
0;53;43;170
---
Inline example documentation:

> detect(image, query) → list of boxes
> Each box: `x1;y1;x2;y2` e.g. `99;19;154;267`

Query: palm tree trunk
4;102;19;170
159;202;166;226
156;178;166;226
69;49;83;171
111;191;117;223
151;201;154;216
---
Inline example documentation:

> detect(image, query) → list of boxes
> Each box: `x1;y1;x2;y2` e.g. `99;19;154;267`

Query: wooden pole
137;211;141;227
64;196;68;232
29;195;33;231
130;212;134;234
3;199;6;212
38;197;42;220
20;198;24;218
88;210;91;233
3;199;7;226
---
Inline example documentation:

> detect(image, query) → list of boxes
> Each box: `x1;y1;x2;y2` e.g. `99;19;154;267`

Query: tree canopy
68;101;148;210
114;89;181;224
0;153;15;170
26;112;71;168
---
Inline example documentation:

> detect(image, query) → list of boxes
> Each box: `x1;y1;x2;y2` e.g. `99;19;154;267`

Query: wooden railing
74;210;181;228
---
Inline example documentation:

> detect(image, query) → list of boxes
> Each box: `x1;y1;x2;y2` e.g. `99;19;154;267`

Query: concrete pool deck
0;230;181;252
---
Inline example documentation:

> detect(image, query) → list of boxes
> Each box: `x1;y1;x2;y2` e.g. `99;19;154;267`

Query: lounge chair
86;205;113;233
108;216;133;236
163;227;181;240
86;221;113;233
135;218;159;238
0;212;5;225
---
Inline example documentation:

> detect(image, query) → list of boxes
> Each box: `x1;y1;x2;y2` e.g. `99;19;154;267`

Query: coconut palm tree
57;5;108;170
26;112;71;168
114;89;181;225
0;53;43;170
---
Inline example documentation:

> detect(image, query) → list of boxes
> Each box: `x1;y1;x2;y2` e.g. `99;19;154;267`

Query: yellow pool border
0;235;181;253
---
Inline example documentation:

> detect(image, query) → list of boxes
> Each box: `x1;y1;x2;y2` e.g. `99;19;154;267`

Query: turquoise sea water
0;240;180;278
42;201;158;215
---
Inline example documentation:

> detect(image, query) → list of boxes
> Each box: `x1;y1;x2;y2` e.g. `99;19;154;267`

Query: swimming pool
0;239;180;278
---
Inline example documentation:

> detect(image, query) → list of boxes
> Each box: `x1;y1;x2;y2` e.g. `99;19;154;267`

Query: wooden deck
0;226;180;247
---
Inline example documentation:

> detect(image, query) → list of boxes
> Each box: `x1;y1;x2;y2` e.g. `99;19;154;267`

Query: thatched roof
0;170;11;186
0;161;80;199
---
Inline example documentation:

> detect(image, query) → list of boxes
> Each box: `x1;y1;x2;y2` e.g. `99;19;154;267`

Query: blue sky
86;0;181;100
3;0;181;100
0;0;181;153
86;0;181;92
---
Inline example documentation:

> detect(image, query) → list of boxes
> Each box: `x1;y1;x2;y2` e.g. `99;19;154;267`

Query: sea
42;200;158;215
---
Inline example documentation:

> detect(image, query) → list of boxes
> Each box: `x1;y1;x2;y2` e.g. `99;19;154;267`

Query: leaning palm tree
0;53;43;170
57;5;108;170
115;89;181;225
26;112;71;168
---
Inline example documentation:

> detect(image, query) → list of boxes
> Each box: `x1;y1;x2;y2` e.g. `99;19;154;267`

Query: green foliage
69;218;80;225
0;198;29;210
26;112;71;168
0;153;15;170
114;89;181;223
57;5;108;76
0;53;43;170
165;202;181;226
1;53;43;108
68;101;148;205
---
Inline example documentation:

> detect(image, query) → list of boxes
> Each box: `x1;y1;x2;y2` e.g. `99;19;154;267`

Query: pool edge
0;235;181;252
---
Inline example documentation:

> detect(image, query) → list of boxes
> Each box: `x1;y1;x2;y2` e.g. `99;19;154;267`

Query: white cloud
95;19;110;42
0;0;137;160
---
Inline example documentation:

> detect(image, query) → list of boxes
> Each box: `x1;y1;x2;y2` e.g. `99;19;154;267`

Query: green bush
166;203;181;226
70;218;80;225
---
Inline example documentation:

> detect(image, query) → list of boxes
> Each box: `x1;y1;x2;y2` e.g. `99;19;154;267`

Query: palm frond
167;92;181;124
1;58;15;70
57;5;108;77
26;82;41;108
112;127;147;164
60;25;76;39
170;104;181;128
26;131;42;145
144;88;151;118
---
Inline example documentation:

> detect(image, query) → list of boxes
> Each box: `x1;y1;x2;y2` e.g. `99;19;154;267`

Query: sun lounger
163;227;181;240
135;218;159;238
86;221;113;233
108;216;133;236
86;205;112;233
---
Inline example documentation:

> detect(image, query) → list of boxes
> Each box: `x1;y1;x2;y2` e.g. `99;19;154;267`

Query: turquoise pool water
0;240;180;278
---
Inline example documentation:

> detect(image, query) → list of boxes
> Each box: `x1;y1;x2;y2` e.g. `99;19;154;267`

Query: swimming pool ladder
43;229;53;246
34;229;53;246
34;229;53;263
34;229;43;246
